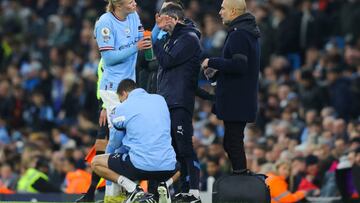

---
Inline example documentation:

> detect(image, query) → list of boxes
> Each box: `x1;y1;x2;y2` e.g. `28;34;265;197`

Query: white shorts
99;90;120;128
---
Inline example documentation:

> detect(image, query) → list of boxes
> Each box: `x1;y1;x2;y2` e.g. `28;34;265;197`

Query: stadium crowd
0;0;360;201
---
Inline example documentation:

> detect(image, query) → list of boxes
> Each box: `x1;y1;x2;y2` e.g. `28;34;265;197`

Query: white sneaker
158;182;171;203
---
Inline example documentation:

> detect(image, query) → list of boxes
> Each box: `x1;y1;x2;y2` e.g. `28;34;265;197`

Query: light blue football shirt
94;12;144;91
110;88;177;171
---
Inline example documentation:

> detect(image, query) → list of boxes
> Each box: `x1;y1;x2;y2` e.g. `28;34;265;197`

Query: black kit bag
212;169;271;203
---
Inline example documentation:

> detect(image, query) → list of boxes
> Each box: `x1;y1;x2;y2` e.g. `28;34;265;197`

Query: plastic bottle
143;30;155;61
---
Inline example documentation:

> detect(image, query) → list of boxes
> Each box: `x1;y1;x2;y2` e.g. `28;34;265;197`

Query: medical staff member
91;79;176;203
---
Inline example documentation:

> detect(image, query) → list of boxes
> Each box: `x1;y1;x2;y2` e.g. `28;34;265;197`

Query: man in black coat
153;4;202;202
201;0;260;172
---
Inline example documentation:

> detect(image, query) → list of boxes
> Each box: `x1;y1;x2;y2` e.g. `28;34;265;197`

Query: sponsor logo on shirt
118;38;141;51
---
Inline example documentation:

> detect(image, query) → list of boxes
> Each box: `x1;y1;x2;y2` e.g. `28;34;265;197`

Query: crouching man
91;79;177;203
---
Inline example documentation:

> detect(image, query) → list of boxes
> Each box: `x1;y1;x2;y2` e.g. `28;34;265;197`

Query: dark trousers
223;121;247;171
170;108;200;191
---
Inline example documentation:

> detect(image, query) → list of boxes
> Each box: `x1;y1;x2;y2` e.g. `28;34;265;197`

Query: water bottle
143;30;155;61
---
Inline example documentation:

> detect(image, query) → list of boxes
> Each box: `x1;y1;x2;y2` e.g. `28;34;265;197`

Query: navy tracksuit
154;19;201;191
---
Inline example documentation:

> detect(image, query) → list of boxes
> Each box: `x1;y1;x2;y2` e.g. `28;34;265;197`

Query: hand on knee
106;143;116;154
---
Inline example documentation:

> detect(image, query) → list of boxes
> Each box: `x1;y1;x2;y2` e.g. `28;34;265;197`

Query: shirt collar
128;88;146;98
111;12;128;23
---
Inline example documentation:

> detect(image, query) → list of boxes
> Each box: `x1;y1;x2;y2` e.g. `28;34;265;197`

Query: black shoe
75;193;95;202
125;185;145;203
136;193;157;203
173;193;201;203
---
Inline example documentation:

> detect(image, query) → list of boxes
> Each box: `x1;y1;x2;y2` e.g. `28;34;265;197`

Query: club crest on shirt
125;28;131;38
101;27;110;42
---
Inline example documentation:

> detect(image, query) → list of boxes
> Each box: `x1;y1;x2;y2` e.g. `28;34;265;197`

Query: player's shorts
108;153;176;182
99;89;120;128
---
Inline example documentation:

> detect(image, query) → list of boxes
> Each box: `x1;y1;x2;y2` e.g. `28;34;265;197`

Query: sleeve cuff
208;57;223;70
99;46;115;51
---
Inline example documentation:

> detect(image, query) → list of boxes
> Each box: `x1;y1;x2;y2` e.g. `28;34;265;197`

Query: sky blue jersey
94;12;144;91
110;88;176;171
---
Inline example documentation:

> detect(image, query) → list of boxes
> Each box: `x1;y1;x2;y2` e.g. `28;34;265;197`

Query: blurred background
0;0;360;202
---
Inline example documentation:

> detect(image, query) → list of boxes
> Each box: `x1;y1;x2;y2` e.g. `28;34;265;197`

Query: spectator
201;12;226;57
62;157;91;194
298;69;328;112
0;80;12;120
200;156;222;191
352;147;360;198
17;156;61;193
297;155;320;192
289;157;306;192
326;67;352;120
198;123;218;146
0;117;10;145
266;160;307;203
272;4;299;55
336;150;359;202
0;163;18;191
22;91;54;131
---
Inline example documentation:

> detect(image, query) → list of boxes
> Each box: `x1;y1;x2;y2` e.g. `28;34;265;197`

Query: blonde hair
275;160;290;171
106;0;123;12
260;163;275;174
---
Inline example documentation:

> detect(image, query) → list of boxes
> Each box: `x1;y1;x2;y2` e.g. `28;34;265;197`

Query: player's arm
195;87;215;101
110;106;127;131
154;33;200;69
107;127;125;152
100;41;152;66
94;20;150;66
152;14;174;42
207;30;250;75
151;24;161;42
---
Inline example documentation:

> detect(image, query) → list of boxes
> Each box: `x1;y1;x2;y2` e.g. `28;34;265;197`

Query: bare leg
91;154;120;183
166;171;181;186
95;139;108;151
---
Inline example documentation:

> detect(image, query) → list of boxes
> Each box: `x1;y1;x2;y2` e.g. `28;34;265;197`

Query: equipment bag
212;169;271;203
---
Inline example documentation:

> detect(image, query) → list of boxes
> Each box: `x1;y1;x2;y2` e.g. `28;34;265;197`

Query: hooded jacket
208;13;261;122
154;20;201;114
